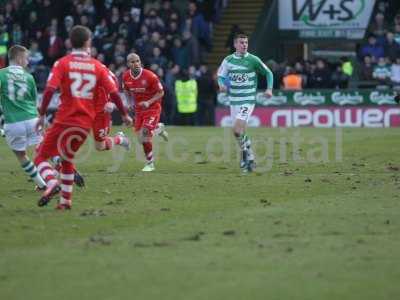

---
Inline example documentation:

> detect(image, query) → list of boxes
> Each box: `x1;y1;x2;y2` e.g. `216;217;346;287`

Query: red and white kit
122;68;163;133
35;51;118;208
92;68;118;142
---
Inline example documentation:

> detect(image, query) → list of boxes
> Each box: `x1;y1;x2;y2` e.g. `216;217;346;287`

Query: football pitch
0;126;400;300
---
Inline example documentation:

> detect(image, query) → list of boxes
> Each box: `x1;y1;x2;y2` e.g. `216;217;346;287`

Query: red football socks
143;142;153;162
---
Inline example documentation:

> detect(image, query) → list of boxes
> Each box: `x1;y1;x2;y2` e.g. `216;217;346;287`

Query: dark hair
234;33;248;41
8;45;28;61
69;25;91;48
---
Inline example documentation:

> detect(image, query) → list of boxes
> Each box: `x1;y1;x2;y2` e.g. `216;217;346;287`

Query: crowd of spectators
356;1;400;89
0;0;225;125
2;0;400;124
269;57;353;91
271;1;400;91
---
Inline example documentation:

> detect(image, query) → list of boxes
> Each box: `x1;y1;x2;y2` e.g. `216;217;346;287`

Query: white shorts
230;103;255;123
4;118;42;151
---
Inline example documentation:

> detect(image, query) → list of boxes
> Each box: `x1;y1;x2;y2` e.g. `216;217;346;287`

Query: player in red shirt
92;67;130;151
48;68;130;189
122;53;168;172
34;25;132;209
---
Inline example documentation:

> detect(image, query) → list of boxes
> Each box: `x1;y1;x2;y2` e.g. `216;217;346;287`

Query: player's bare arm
217;76;228;93
262;60;274;98
121;114;133;126
107;92;132;126
264;89;273;98
217;58;228;92
138;90;164;108
35;115;46;133
35;86;57;132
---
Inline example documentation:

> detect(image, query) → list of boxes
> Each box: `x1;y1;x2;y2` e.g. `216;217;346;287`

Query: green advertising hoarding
217;90;398;107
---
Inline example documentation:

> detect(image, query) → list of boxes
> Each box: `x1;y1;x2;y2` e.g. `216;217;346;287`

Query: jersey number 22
69;72;96;99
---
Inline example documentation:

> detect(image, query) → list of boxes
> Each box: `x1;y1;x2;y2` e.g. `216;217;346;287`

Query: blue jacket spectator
360;35;385;63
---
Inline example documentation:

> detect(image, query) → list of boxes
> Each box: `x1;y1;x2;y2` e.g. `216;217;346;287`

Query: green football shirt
217;52;273;105
0;65;38;124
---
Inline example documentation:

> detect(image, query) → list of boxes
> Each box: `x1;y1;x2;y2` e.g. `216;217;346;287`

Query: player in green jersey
0;45;47;189
217;33;274;173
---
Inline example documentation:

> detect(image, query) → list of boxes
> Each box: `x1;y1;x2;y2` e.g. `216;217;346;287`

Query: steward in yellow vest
174;71;198;125
175;78;198;113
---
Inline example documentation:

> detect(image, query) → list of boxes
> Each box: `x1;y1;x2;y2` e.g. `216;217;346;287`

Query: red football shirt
122;68;163;113
94;67;119;114
46;51;118;128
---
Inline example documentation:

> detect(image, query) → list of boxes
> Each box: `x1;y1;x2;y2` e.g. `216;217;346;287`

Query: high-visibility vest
342;61;353;76
175;79;198;113
283;74;302;90
0;32;9;56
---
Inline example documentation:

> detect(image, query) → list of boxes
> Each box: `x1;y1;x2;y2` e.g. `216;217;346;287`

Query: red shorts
92;112;111;142
134;109;160;133
36;123;90;160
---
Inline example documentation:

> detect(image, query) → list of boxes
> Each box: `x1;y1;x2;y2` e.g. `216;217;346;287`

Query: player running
217;33;274;173
34;25;132;210
92;66;130;152
122;53;168;172
49;67;130;188
0;45;47;190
